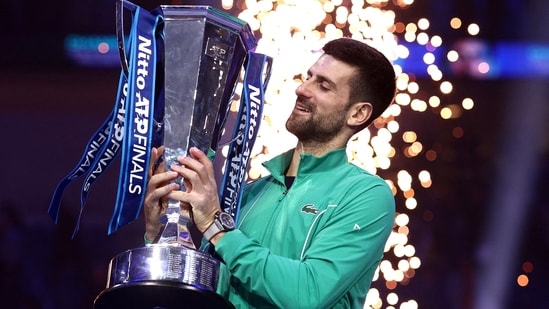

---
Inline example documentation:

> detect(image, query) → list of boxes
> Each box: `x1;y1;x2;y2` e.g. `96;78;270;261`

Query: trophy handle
116;0;135;77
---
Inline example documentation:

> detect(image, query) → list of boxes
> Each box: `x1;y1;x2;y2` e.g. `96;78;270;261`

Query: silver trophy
94;3;257;308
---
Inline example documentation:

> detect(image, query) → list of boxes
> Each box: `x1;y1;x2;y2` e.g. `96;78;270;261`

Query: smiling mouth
295;101;312;113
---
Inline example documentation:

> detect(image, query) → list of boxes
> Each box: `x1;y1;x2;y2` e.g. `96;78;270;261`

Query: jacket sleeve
214;180;395;308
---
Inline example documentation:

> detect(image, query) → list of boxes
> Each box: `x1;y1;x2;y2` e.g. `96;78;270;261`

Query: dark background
1;0;548;308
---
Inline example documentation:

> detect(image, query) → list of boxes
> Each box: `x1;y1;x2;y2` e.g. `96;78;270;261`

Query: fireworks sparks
219;1;476;307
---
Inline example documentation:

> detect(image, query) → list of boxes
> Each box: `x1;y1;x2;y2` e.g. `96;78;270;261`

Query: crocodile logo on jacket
301;204;319;215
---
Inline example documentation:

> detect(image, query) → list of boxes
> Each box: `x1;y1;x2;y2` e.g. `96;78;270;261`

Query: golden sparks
220;1;476;307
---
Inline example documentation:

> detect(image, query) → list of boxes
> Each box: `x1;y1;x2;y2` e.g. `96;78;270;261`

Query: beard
285;101;349;143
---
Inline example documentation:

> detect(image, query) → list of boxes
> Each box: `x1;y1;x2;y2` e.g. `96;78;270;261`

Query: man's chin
285;118;301;136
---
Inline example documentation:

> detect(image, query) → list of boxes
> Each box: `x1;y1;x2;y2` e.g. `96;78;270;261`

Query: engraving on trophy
206;38;230;60
167;250;184;279
200;258;215;287
184;254;198;283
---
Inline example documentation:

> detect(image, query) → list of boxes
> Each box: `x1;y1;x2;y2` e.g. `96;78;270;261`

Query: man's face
286;54;356;143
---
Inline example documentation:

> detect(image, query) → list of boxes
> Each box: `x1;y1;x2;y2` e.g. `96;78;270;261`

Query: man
144;37;396;308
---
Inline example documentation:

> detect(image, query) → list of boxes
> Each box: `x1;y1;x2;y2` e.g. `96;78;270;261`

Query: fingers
166;148;220;232
148;146;166;178
177;147;216;186
190;147;215;177
154;146;166;174
146;171;179;202
146;147;215;206
143;171;178;222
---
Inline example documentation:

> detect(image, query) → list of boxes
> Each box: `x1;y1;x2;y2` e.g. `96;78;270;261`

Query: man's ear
347;102;372;127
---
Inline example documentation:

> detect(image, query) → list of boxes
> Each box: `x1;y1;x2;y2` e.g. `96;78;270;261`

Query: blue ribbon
48;1;271;236
48;109;114;224
219;52;272;223
73;75;128;237
109;3;161;234
49;1;162;235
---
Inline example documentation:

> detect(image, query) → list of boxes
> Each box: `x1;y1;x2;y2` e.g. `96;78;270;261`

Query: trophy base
94;244;231;308
94;281;234;308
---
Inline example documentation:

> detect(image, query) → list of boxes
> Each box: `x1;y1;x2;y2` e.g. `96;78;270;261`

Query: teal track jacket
214;148;395;308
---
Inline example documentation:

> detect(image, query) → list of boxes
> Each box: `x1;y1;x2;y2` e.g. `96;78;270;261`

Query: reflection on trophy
94;2;261;308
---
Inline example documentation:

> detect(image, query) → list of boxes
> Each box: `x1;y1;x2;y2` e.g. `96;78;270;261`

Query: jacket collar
263;148;348;183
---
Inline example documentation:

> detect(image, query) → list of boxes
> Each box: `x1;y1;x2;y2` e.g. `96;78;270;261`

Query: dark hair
322;38;396;129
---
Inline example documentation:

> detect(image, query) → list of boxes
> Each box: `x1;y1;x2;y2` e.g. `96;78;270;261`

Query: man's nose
295;80;310;97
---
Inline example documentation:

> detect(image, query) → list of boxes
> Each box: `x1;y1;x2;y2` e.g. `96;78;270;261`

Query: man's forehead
309;54;357;81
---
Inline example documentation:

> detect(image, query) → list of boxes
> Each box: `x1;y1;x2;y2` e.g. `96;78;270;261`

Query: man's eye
319;83;330;90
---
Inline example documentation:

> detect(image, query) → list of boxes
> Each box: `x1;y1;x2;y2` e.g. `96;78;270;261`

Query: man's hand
167;147;221;234
143;146;179;242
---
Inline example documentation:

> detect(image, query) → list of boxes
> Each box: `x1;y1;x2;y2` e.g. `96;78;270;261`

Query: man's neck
285;145;302;177
285;140;345;176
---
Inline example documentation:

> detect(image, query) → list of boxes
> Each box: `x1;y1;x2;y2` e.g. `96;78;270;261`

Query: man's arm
215;182;395;308
149;147;394;308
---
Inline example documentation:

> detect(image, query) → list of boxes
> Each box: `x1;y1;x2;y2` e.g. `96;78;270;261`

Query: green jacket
215;148;395;308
